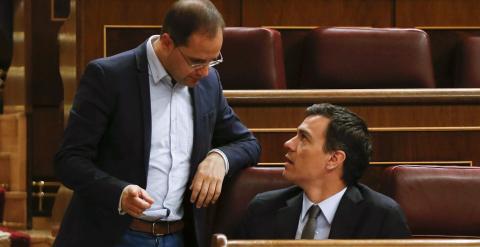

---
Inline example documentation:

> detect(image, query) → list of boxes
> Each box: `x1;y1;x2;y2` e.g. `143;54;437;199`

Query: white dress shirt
118;35;229;221
295;187;347;239
140;35;194;221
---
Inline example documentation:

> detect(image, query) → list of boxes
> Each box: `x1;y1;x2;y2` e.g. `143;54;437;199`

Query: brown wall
242;0;393;27
5;0;64;179
67;0;480;95
2;0;66;222
223;89;480;169
11;0;478;217
1;0;478;220
396;0;480;27
20;0;479;180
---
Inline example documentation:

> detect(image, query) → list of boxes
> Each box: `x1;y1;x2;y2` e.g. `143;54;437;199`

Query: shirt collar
146;35;170;85
300;187;347;224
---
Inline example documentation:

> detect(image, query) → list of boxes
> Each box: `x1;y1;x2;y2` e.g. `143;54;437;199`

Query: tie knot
307;205;321;219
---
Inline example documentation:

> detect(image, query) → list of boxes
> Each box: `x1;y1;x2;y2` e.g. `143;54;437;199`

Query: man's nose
284;136;296;151
196;65;209;78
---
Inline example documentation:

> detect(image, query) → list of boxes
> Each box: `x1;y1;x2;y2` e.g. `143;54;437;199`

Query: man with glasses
54;1;260;247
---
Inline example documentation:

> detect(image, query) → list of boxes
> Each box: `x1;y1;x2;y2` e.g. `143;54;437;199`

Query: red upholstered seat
454;36;480;88
211;166;291;236
0;227;30;247
300;27;436;89
216;27;287;89
0;186;29;247
381;165;480;238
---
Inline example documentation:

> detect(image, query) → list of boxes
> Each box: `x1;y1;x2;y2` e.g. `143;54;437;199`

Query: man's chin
182;78;200;87
282;166;291;177
282;170;296;184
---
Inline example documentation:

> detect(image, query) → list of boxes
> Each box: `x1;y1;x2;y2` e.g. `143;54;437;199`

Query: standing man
238;103;410;239
54;1;260;246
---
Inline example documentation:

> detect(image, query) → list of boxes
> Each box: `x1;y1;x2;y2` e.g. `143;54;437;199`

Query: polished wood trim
251;127;480;133
104;24;162;28
222;239;480;246
417;26;480;30
3;105;26;113
369;161;473;166
32;181;62;187
264;26;373;29
262;26;318;29
370;127;480;132
258;163;284;166
259;161;472;166
251;128;296;133
224;89;480;104
224;240;480;246
103;24;162;57
1;221;26;229
211;234;480;247
31;192;57;198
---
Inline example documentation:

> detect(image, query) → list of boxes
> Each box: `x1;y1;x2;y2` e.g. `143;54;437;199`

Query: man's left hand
190;152;226;208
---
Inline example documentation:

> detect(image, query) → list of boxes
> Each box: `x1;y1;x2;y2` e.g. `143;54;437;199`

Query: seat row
217;27;480;89
47;164;480;246
213;165;480;240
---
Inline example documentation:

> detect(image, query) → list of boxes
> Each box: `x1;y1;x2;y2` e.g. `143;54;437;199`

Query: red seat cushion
381;165;480;237
300;27;436;89
0;226;30;247
454;36;480;88
216;27;287;89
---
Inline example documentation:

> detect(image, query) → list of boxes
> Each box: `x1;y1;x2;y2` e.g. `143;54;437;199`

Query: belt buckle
151;221;168;236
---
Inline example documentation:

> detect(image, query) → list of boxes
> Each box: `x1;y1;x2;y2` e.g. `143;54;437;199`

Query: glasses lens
188;53;223;69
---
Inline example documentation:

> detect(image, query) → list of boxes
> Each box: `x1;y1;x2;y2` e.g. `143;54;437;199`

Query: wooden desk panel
225;89;480;167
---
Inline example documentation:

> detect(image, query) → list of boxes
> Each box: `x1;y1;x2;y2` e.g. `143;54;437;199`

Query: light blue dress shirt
295;187;347;239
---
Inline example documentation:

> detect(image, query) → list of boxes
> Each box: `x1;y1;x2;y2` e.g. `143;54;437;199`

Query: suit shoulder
89;49;137;71
356;184;403;212
249;186;301;211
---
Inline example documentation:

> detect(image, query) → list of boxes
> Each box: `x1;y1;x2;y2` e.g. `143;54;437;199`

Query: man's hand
121;185;154;217
190;152;226;208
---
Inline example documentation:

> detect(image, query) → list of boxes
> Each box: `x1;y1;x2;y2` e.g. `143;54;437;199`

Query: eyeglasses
177;47;223;69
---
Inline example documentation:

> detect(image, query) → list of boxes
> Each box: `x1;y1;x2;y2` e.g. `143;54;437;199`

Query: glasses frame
177;47;223;69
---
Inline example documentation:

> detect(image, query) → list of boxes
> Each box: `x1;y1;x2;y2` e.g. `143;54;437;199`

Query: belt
129;218;184;236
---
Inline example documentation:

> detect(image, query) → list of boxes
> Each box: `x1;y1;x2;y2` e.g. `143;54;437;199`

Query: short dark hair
306;103;372;185
162;0;225;46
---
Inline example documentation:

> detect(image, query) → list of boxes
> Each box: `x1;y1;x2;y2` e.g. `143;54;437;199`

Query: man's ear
160;33;175;50
326;150;346;170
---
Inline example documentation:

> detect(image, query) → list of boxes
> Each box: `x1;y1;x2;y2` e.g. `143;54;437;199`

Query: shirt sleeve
208;149;229;174
118;186;128;215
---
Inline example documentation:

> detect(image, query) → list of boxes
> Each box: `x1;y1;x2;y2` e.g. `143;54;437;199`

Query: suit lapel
275;190;303;239
189;86;201;180
134;42;152;176
329;185;364;238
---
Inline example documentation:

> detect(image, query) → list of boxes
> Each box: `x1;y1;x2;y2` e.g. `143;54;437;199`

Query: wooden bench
211;234;480;247
0;113;27;229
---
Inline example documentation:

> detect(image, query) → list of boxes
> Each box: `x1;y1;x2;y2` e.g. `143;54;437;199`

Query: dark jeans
115;229;184;247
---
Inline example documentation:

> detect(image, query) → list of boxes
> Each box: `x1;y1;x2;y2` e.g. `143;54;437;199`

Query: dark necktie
301;205;321;239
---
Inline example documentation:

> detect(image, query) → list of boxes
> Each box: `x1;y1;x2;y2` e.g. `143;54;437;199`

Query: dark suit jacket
53;42;260;247
238;184;411;239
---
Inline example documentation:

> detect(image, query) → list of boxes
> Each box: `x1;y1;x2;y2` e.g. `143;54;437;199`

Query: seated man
237;103;410;239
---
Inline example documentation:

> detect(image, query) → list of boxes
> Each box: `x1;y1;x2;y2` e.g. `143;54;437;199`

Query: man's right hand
120;185;154;217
